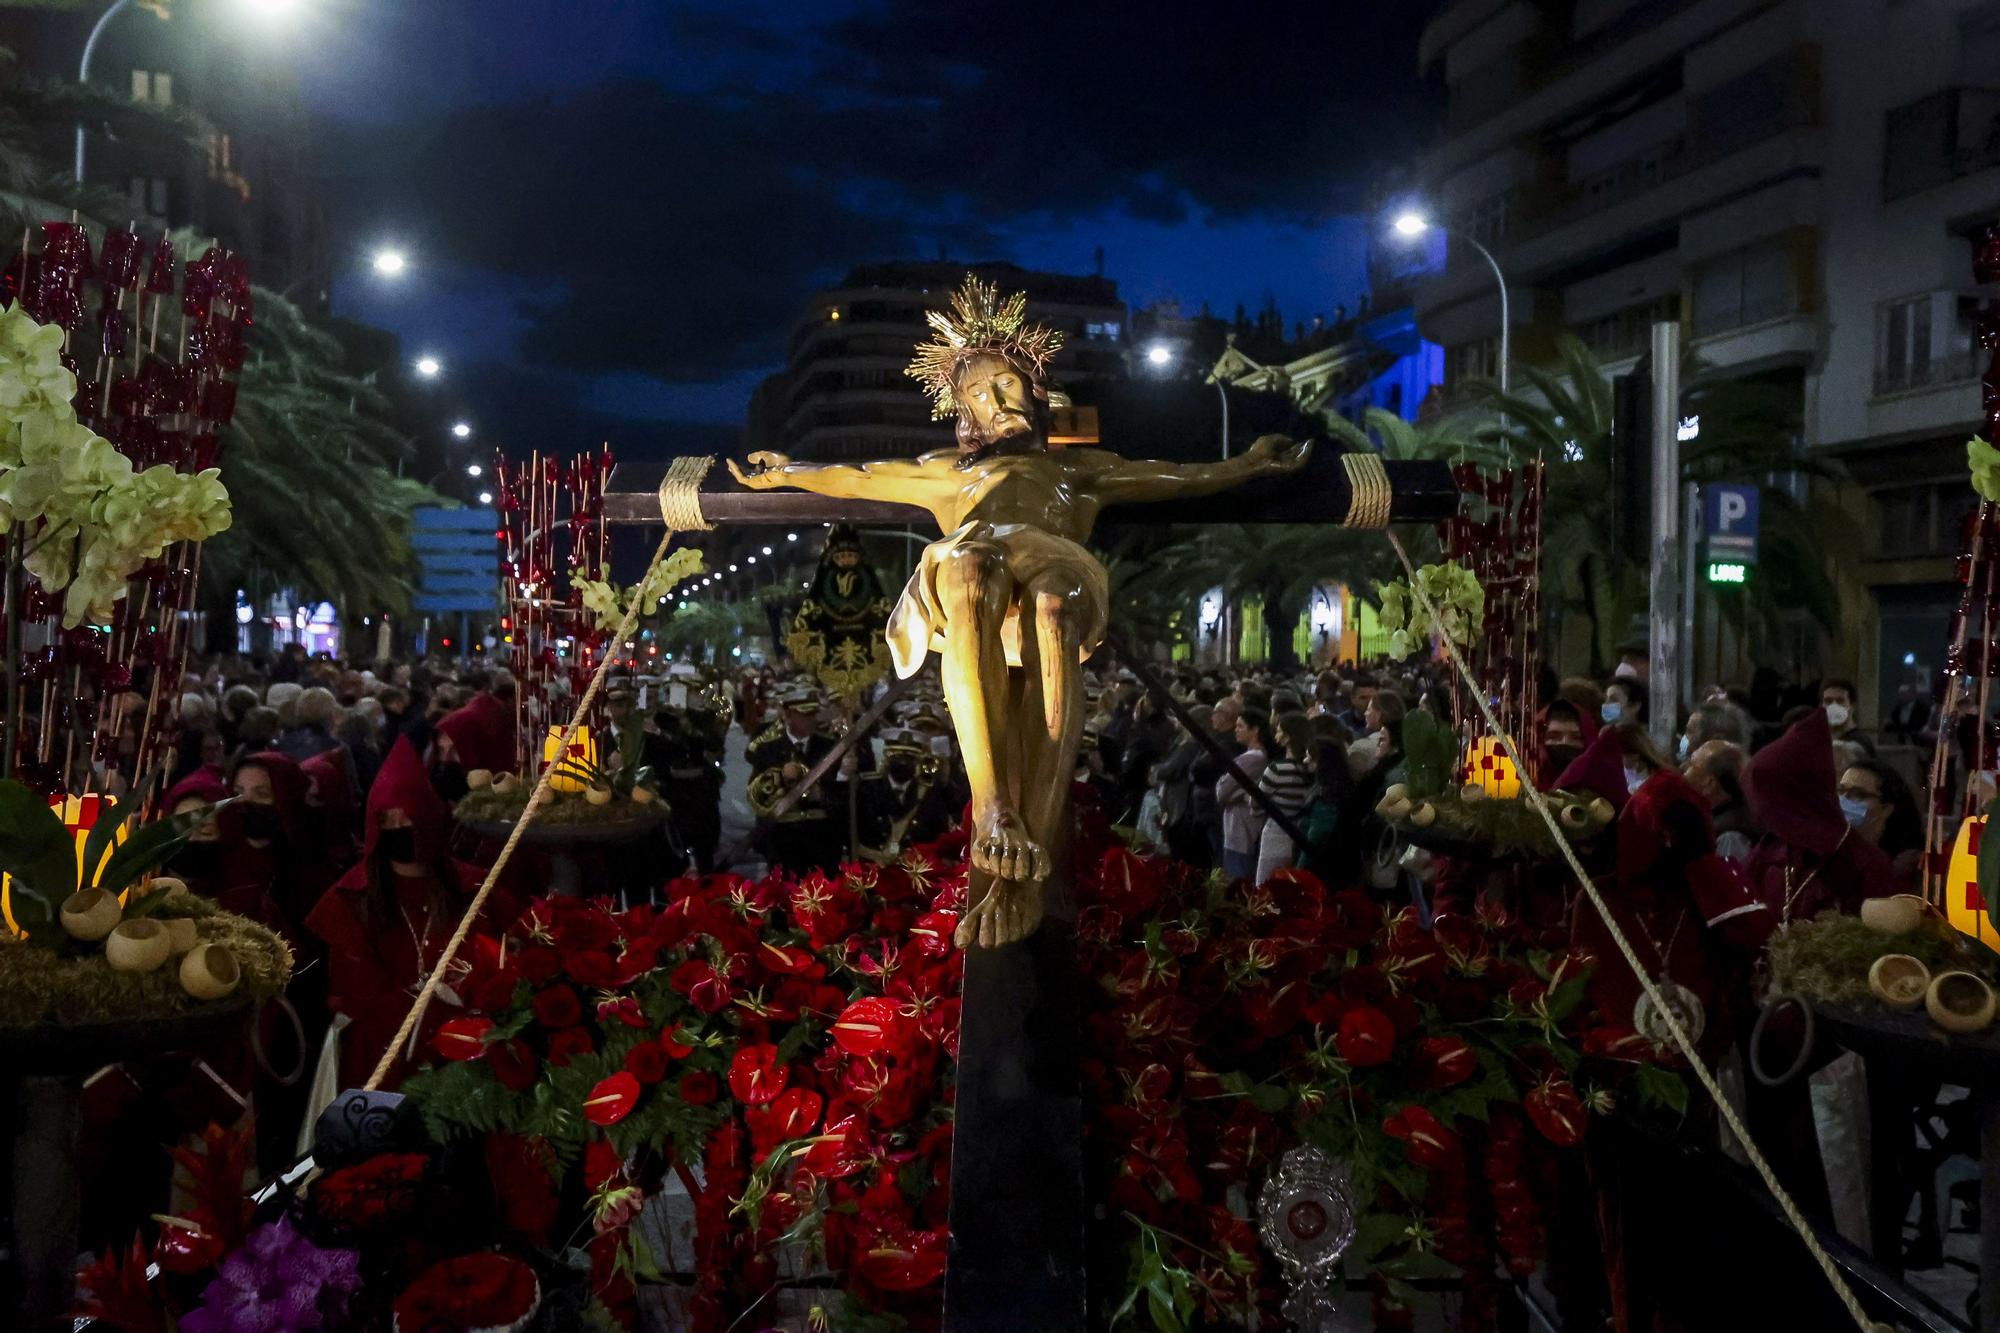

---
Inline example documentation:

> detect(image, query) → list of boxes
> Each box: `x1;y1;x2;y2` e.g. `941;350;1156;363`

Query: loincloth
885;521;1109;679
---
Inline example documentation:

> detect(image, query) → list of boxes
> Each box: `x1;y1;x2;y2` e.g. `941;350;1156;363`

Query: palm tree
1316;404;1508;470
1465;333;1838;672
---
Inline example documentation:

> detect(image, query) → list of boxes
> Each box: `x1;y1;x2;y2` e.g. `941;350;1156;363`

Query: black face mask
240;804;282;840
430;764;469;803
887;757;918;783
1543;744;1583;776
170;841;223;879
377;826;418;864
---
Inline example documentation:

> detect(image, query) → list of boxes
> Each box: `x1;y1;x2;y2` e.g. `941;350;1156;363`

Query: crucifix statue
728;276;1309;947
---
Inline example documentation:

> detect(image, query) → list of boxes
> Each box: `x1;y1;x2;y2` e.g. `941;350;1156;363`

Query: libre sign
1702;484;1759;582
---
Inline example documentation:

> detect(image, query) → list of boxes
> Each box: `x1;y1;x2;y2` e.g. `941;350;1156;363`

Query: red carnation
624;1041;669;1085
1335;1005;1395;1067
433;1016;493;1062
1383;1104;1462;1169
728;1043;789;1105
679;1070;719;1106
548;1026;595;1067
1525;1077;1588;1147
532;984;582;1030
583;1071;641;1126
1413;1035;1478;1089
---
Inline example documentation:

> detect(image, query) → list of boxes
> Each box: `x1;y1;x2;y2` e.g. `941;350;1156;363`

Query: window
127;175;168;217
149;177;168;214
130;70;172;104
1877;295;1931;393
1692;239;1793;335
1460;189;1515;247
1444;337;1500;391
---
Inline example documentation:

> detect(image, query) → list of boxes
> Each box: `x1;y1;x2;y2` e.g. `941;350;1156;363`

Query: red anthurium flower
799;1113;864;1182
153;1216;223;1274
583;1071;641;1126
856;1225;949;1292
661;1028;696;1059
433;1016;493;1061
832;996;906;1057
1334;1005;1395;1067
489;1038;538;1092
1413;1035;1478;1089
908;910;959;960
1525;1077;1589;1146
748;1086;825;1159
1383;1104;1462;1169
728;1043;789;1104
758;940;817;976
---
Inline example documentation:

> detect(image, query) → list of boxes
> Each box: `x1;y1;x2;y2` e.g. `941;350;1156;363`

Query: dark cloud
325;1;1436;389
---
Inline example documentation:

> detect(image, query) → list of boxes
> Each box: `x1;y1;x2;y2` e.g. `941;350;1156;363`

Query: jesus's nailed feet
970;805;1048;882
954;877;1046;949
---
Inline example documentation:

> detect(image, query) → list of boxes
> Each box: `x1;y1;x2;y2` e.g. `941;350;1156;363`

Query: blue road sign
412;506;499;614
1702;484;1759;564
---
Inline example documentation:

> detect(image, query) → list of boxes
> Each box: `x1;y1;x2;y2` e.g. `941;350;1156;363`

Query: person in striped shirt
1255;710;1316;884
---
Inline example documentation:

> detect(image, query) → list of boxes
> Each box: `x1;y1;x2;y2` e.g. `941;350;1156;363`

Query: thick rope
657;454;716;532
1386;530;1883;1333
364;526;683;1091
1340;452;1392;529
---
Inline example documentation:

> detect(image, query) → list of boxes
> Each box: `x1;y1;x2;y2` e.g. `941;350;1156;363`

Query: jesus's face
954;352;1042;454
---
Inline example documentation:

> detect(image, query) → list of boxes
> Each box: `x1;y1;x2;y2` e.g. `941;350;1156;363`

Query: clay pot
105;919;172;974
1926;971;1997;1034
1559;803;1590;831
630;786;656;805
60;888;122;941
466;768;493;791
1460;784;1487;803
585;785;613;807
1382;783;1409;805
143;875;188;900
1410;802;1437;828
163;917;199;956
491;773;519;795
1587;798;1616;825
179;944;240;1001
1860;895;1926;936
1866;954;1931;1010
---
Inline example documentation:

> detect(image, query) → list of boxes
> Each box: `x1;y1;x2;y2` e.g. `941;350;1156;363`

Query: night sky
294;1;1439;456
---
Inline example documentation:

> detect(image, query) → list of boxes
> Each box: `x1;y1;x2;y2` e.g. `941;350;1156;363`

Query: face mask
1601;702;1623;725
1677;735;1691;762
888;757;918;783
1624;766;1648;794
170;841;223;879
430;763;469;803
378;826;419;863
239;804;282;840
1544;744;1582;775
1825;703;1851;730
1838;795;1871;829
1614;661;1640;681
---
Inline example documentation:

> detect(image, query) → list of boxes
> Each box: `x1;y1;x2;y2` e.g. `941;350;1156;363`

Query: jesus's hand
728;451;790;488
1244;434;1312;472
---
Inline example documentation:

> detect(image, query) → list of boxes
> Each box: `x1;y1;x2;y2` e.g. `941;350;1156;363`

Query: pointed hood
1554;726;1629;812
1617;768;1714;886
366;736;452;866
1745;708;1844;857
233;751;307;843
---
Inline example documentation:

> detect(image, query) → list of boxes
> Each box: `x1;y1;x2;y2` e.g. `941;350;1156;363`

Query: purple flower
180;1218;360;1333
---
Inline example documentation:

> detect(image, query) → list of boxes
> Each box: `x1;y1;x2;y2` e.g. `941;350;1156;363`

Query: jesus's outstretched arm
728;451;953;509
1087;434;1311;504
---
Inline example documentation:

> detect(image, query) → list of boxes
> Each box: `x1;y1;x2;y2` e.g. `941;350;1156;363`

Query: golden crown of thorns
905;273;1064;420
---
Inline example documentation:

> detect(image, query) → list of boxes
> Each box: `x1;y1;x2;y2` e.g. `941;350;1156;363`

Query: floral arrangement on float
84;794;1684;1332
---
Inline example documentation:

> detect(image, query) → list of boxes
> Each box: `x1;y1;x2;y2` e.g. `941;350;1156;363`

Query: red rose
532;985;582;1030
624;1042;669;1085
513;945;561;986
1383;1104;1461;1169
679;1070;720;1105
583;1071;641;1126
433;1016;493;1061
489;1038;538;1091
1335;1005;1395;1067
728;1043;789;1105
548;1026;595;1067
1413;1035;1478;1089
567;949;621;988
1525;1077;1588;1147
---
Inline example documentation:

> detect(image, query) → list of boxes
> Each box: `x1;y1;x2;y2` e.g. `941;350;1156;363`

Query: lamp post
1392;211;1509;394
1145;342;1230;459
74;0;134;183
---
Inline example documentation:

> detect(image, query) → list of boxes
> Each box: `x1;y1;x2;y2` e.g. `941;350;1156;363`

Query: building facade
752;261;1128;461
1413;0;2000;717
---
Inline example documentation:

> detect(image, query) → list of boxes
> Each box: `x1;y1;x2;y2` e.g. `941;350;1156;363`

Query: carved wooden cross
603;449;1456;1331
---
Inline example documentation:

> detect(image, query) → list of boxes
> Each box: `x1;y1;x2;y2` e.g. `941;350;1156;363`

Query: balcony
1883;87;2000;201
1873;345;1985;398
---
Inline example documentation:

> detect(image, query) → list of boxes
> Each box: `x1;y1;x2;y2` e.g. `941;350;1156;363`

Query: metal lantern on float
1;792;129;938
542;725;596;794
1466;735;1521;799
1945;816;2000;950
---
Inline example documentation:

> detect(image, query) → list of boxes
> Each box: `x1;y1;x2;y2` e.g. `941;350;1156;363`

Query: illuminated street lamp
371;248;410;278
465;463;482;477
1145;342;1229;459
415;355;442;378
1391;209;1509;393
477;490;492;505
1145;343;1173;367
450;421;472;439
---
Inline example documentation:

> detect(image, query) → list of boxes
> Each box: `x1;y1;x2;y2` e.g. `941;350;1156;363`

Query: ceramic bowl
1409;802;1437;828
466;768;493;791
1860;895;1926;936
1460;783;1487;803
179;943;241;1001
630;786;656;805
60;888;122;941
1926;971;1997;1034
585;785;613;807
163;917;199;956
105;919;173;974
1866;954;1931;1009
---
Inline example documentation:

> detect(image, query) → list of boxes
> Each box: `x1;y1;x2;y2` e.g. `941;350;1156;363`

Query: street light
1144;342;1230;459
371;248;410;278
450;421;472;439
466;463;482;477
477;490;492;505
1390;210;1509;393
1145;343;1173;367
414;355;442;378
761;545;773;556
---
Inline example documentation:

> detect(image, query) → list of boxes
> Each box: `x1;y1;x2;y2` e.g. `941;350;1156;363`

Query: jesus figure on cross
731;275;1308;947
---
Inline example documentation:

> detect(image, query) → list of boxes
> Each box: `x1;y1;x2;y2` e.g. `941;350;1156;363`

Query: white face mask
1624;765;1648;794
1825;702;1851;730
1614;661;1640;681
